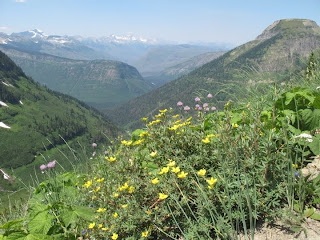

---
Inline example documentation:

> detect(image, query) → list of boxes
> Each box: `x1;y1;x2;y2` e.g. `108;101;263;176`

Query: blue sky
0;0;319;45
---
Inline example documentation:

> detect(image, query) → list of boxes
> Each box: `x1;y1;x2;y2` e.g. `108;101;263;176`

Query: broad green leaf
303;208;315;217
74;206;95;221
25;233;54;240
5;232;27;240
310;212;320;221
0;219;23;230
28;211;54;235
60;209;78;227
308;135;320;155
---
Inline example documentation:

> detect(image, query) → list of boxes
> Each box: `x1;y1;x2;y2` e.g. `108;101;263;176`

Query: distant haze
0;0;319;45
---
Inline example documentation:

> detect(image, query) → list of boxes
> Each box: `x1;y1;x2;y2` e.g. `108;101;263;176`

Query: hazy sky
0;0;319;45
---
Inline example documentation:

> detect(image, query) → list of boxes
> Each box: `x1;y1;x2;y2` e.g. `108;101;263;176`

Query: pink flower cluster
177;93;216;112
40;160;56;172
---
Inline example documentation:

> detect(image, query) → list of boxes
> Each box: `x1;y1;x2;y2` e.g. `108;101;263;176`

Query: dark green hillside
144;51;226;87
108;19;320;129
0;46;152;109
0;50;119;189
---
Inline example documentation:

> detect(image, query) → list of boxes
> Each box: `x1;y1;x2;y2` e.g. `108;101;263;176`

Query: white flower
294;133;313;142
316;86;320;90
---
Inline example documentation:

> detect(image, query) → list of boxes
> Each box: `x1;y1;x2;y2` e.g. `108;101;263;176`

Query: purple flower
184;106;190;111
205;107;209;112
40;164;47;171
47;160;56;169
195;97;200;102
211;106;216;111
177;101;183;107
203;103;208;108
295;172;299;178
198;106;203;111
207;93;213;98
92;143;97;148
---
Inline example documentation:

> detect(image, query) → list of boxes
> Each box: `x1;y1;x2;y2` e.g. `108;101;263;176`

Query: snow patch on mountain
0;101;9;107
0;122;11;129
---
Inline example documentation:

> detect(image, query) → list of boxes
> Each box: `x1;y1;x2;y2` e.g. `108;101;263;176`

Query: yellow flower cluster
148;119;161;126
169;120;191;131
202;134;216;144
83;180;93;188
121;140;132;146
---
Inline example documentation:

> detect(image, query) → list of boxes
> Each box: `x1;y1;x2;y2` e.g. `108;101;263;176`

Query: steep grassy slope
108;19;320;129
0;51;119;192
0;46;152;109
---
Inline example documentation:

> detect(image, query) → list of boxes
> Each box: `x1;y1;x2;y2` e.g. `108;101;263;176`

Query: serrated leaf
28;211;54;235
60;209;78;227
310;212;320;221
5;232;27;240
303;208;314;217
74;206;94;221
25;233;54;240
0;219;23;230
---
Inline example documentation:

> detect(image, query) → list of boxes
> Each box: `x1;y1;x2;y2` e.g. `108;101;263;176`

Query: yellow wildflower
97;208;106;213
207;134;216;138
113;193;119;198
106;156;116;162
159;193;169;200
232;123;239;128
158;166;170;175
142;231;149;237
292;164;298;168
128;186;135;193
150;151;157;158
187;116;192;121
167;161;176;167
111;233;118;240
133;139;145;145
173;114;180;118
206;177;218;186
121;140;132;146
98;224;103;229
151;178;160;184
141;117;148;122
121;204;128;208
96;177;104;183
113;212;118;218
88;222;95;229
92;195;97;200
146;210;152;215
197;169;206;176
119;182;129;191
177;171;188;178
93;186;101;193
202;138;210;144
83;180;93;188
159;109;167;113
174;119;182;124
171;166;181;173
102;227;108;231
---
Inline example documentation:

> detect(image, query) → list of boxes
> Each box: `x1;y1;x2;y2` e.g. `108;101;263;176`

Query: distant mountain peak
101;33;158;44
256;19;320;40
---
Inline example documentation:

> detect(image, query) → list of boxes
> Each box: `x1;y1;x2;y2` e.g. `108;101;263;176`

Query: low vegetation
1;51;319;239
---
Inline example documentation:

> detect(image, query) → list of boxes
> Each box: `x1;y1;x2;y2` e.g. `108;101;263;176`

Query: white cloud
15;0;26;2
0;27;8;31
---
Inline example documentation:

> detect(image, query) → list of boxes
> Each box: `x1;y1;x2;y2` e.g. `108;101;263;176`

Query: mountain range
0;50;119;192
107;19;320;129
0;46;152;109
